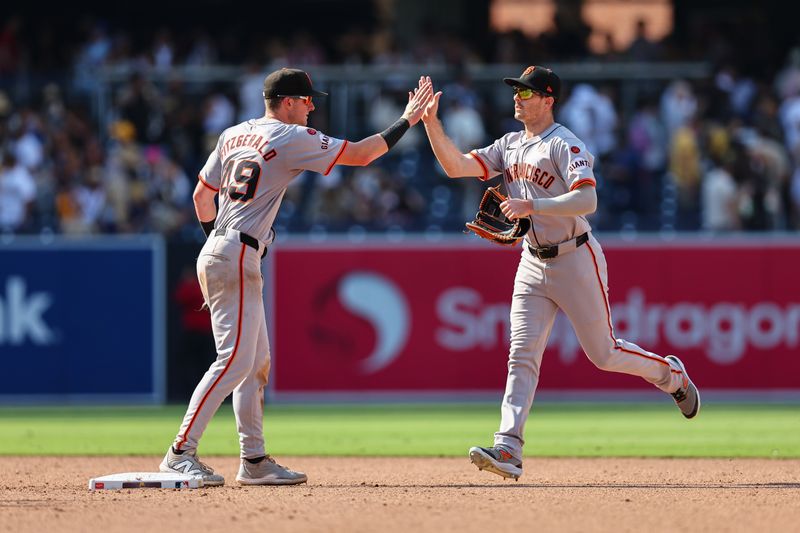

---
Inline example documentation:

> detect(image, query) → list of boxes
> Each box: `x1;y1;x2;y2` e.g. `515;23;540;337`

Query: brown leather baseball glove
464;185;531;246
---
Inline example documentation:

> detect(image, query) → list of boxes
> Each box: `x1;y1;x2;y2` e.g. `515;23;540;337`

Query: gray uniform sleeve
552;138;596;191
284;127;348;176
198;135;223;191
469;136;506;181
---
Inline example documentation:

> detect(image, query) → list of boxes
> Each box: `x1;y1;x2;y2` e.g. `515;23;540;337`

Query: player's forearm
193;184;218;222
423;118;474;178
338;115;418;166
532;186;597;216
337;134;389;166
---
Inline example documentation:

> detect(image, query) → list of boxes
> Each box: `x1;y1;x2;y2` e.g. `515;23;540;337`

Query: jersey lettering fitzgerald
198;118;348;244
470;123;596;246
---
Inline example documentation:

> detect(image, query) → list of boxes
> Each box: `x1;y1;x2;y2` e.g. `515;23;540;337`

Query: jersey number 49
222;150;277;203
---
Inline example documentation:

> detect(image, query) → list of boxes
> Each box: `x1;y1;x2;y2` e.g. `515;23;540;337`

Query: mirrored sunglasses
513;87;536;100
277;95;313;105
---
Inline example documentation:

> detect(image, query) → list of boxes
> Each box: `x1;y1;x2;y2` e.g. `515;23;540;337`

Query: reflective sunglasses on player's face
513;87;544;100
277;95;313;105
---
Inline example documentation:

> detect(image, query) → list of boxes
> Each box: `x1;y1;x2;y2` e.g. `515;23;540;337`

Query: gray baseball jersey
470;123;595;246
171;118;347;462
467;123;690;464
198;118;348;245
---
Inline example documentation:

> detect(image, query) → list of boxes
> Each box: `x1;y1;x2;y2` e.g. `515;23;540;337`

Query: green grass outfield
0;403;797;457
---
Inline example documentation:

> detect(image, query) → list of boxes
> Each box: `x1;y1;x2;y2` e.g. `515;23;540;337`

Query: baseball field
1;402;799;532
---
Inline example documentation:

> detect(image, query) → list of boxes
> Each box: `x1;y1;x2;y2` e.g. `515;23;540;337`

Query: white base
89;472;204;490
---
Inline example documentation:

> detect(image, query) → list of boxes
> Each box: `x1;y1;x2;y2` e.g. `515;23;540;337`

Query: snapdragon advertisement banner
272;240;800;393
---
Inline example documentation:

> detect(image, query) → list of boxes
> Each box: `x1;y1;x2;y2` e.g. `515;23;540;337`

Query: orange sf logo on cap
523;66;535;76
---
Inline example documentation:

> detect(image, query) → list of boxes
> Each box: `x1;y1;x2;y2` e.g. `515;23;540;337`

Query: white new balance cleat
469;446;523;481
159;447;225;486
236;455;308;486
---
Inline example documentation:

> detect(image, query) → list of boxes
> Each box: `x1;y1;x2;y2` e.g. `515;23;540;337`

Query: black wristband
200;218;216;237
379;118;410;150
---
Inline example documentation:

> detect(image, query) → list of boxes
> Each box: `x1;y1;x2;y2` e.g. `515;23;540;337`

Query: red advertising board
271;238;800;393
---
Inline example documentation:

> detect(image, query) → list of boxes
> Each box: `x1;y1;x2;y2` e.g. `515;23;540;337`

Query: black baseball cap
503;65;561;101
262;68;328;98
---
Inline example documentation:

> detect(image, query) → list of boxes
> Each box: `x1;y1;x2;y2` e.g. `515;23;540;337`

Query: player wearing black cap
418;67;700;481
159;68;433;486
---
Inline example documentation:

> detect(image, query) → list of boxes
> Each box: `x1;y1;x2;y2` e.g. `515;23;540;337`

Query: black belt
215;228;268;258
528;232;589;260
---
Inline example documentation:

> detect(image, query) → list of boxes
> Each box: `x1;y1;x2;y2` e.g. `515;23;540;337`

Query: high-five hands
402;78;435;126
417;76;443;124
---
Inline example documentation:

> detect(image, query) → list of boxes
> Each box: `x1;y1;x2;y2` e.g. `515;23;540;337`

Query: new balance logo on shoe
173;459;203;476
160;449;225;486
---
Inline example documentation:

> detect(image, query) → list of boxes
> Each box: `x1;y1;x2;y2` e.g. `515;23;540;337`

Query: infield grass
0;403;797;457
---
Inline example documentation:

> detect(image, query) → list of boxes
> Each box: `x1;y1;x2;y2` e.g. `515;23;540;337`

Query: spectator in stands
775;47;800;101
624;18;663;62
441;91;487;221
151;27;175;72
559;83;618;165
71;169;107;233
104;119;142;231
779;85;800;159
185;28;218;66
661;80;698;139
238;63;267;122
746;127;792;228
701;152;740;231
715;64;758;121
201;84;236;151
0;151;36;233
668;117;702;222
790;148;800;229
9;108;44;171
72;22;111;94
627;96;668;209
147;148;192;235
117;72;165;145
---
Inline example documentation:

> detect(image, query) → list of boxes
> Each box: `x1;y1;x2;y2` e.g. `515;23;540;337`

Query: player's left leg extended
550;235;699;416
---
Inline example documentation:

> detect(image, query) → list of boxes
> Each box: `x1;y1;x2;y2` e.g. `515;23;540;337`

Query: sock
172;446;185;455
245;455;266;464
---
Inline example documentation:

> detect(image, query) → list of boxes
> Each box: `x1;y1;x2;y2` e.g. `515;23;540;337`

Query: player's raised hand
418;76;442;124
500;198;534;220
402;77;434;126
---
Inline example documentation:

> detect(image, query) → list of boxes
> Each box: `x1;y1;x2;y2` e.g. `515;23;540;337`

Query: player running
160;68;433;486
418;67;700;481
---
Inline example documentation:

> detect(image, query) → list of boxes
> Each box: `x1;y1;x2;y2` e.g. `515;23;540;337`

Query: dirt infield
1;457;798;532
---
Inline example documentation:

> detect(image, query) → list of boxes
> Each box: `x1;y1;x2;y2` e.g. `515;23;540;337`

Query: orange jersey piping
176;243;247;450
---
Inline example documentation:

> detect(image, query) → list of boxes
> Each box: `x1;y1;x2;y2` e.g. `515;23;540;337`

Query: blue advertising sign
0;236;165;403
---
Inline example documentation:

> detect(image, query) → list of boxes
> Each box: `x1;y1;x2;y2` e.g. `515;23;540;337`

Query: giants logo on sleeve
568;159;590;173
319;134;330;150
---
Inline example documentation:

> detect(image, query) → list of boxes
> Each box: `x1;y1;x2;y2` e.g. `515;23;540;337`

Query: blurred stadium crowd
1;11;800;240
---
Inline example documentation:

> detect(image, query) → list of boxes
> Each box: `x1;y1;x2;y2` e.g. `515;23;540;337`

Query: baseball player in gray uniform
419;67;700;481
160;68;433;486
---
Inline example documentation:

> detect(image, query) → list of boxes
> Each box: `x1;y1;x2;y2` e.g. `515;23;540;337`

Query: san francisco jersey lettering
470;123;596;246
